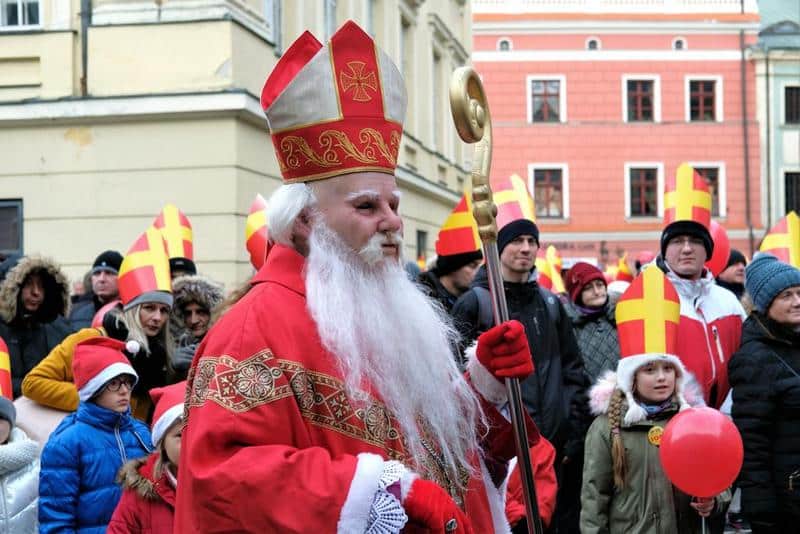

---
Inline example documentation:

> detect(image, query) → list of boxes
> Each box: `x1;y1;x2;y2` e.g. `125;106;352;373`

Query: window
0;200;22;256
694;167;721;217
628;168;659;217
527;76;565;123
416;230;428;264
787;172;800;213
586;38;600;50
627;80;654;122
673;38;686;50
786;86;800;124
497;38;512;51
1;0;39;27
533;169;564;218
689;79;718;121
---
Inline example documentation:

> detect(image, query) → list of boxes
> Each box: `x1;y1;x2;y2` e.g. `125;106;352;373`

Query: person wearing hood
22;228;178;422
652;164;746;409
581;267;727;533
0;255;73;398
728;254;800;533
715;249;747;300
109;381;186;534
0;393;40;532
38;336;151;533
169;275;224;379
451;217;589;533
564;262;620;384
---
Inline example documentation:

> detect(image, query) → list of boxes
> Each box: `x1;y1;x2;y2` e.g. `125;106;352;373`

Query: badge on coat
648;426;663;447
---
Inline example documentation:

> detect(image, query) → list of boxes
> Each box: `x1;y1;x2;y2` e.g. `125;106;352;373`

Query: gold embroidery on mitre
339;61;378;102
279;128;398;171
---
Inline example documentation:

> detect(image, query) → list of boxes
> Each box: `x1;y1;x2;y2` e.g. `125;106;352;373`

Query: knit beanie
726;249;747;269
745;254;800;313
497;219;540;255
660;220;714;259
150;381;186;447
91;250;123;275
565;262;606;305
0;398;15;429
433;250;484;277
169;258;197;277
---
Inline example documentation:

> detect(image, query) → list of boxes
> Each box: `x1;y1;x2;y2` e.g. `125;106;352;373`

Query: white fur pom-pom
125;340;141;355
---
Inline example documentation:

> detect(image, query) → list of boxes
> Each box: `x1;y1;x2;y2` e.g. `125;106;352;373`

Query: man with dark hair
67;250;123;330
715;249;747;299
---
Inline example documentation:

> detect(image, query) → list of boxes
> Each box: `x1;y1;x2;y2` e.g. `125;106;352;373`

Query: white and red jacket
653;262;746;408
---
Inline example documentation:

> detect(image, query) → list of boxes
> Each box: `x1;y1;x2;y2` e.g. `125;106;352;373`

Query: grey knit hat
0;397;16;429
745;253;800;312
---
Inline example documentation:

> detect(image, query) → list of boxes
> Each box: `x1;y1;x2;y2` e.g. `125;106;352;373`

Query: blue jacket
38;401;152;534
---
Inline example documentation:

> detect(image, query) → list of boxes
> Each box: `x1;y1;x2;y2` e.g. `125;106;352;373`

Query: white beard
305;222;484;485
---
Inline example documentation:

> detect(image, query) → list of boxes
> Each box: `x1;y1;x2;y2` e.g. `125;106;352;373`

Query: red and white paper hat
73;337;137;402
149;381;187;447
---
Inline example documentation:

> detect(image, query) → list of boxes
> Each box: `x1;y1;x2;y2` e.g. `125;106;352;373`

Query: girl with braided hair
579;267;729;533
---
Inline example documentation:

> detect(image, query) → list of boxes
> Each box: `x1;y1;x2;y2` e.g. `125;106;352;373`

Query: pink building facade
472;0;762;268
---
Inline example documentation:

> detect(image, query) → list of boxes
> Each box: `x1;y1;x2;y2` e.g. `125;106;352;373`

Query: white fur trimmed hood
0;255;70;323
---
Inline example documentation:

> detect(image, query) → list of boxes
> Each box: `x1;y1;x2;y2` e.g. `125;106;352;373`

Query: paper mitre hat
662;163;713;256
494;173;536;230
759;211;800;267
152;204;195;275
260;20;406;183
614;267;689;425
435;195;481;257
246;194;271;270
118;227;173;311
616;253;634;283
0;337;12;400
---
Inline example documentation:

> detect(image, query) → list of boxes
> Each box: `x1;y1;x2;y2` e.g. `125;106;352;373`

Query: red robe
175;245;532;533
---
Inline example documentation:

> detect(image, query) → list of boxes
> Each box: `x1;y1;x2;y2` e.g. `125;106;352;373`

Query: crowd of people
0;18;797;534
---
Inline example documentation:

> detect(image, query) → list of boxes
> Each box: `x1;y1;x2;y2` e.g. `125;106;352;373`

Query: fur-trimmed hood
169;275;224;338
117;453;175;503
0;255;70;324
588;369;705;425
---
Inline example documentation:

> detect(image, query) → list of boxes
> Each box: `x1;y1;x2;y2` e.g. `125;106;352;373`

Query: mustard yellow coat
21;328;152;421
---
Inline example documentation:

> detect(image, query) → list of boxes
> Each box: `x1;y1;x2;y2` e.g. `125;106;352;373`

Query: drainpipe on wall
80;0;91;97
740;28;755;255
765;49;771;228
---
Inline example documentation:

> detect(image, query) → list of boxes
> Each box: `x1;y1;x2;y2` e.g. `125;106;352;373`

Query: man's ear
292;208;313;256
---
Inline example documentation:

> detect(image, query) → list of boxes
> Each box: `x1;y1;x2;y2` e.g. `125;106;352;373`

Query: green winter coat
580;403;728;534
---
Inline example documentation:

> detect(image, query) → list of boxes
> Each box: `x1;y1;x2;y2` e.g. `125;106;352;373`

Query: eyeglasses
104;377;135;392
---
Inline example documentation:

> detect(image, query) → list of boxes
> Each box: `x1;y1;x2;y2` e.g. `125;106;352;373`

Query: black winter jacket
565;301;619;384
0;256;73;397
451;266;590;457
728;313;800;533
416;271;460;314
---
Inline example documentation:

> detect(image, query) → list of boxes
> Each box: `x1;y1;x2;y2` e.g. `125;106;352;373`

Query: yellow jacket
21;327;152;421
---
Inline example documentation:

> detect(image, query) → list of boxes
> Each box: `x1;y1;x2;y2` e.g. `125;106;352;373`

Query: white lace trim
365;461;408;534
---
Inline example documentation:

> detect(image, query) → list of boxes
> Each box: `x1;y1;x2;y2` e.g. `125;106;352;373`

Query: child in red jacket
108;381;186;534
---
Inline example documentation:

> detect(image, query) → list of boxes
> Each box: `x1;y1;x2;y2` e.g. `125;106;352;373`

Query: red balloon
91;299;121;328
659;407;743;498
705;220;731;277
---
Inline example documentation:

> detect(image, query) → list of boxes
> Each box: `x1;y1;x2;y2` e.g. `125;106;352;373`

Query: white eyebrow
345;189;402;201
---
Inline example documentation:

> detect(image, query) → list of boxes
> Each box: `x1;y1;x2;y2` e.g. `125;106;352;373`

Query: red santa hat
73;337;138;402
149;381;186;447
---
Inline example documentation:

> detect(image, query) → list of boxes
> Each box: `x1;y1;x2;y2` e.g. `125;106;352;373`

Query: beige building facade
0;0;472;288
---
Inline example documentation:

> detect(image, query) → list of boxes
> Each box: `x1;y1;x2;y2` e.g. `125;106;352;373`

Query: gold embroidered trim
339;61;378;103
279;127;398;171
187;350;466;502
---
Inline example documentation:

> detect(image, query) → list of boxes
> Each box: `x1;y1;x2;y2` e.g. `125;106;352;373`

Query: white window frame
672;36;688;50
528;163;570;220
585;37;601;50
526;74;567;124
0;0;42;30
781;82;800;126
687;161;727;217
622;74;662;123
624;162;664;219
685;75;724;122
497;37;513;51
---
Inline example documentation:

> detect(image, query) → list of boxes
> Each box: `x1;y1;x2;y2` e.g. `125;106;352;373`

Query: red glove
402;478;474;534
476;320;534;380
